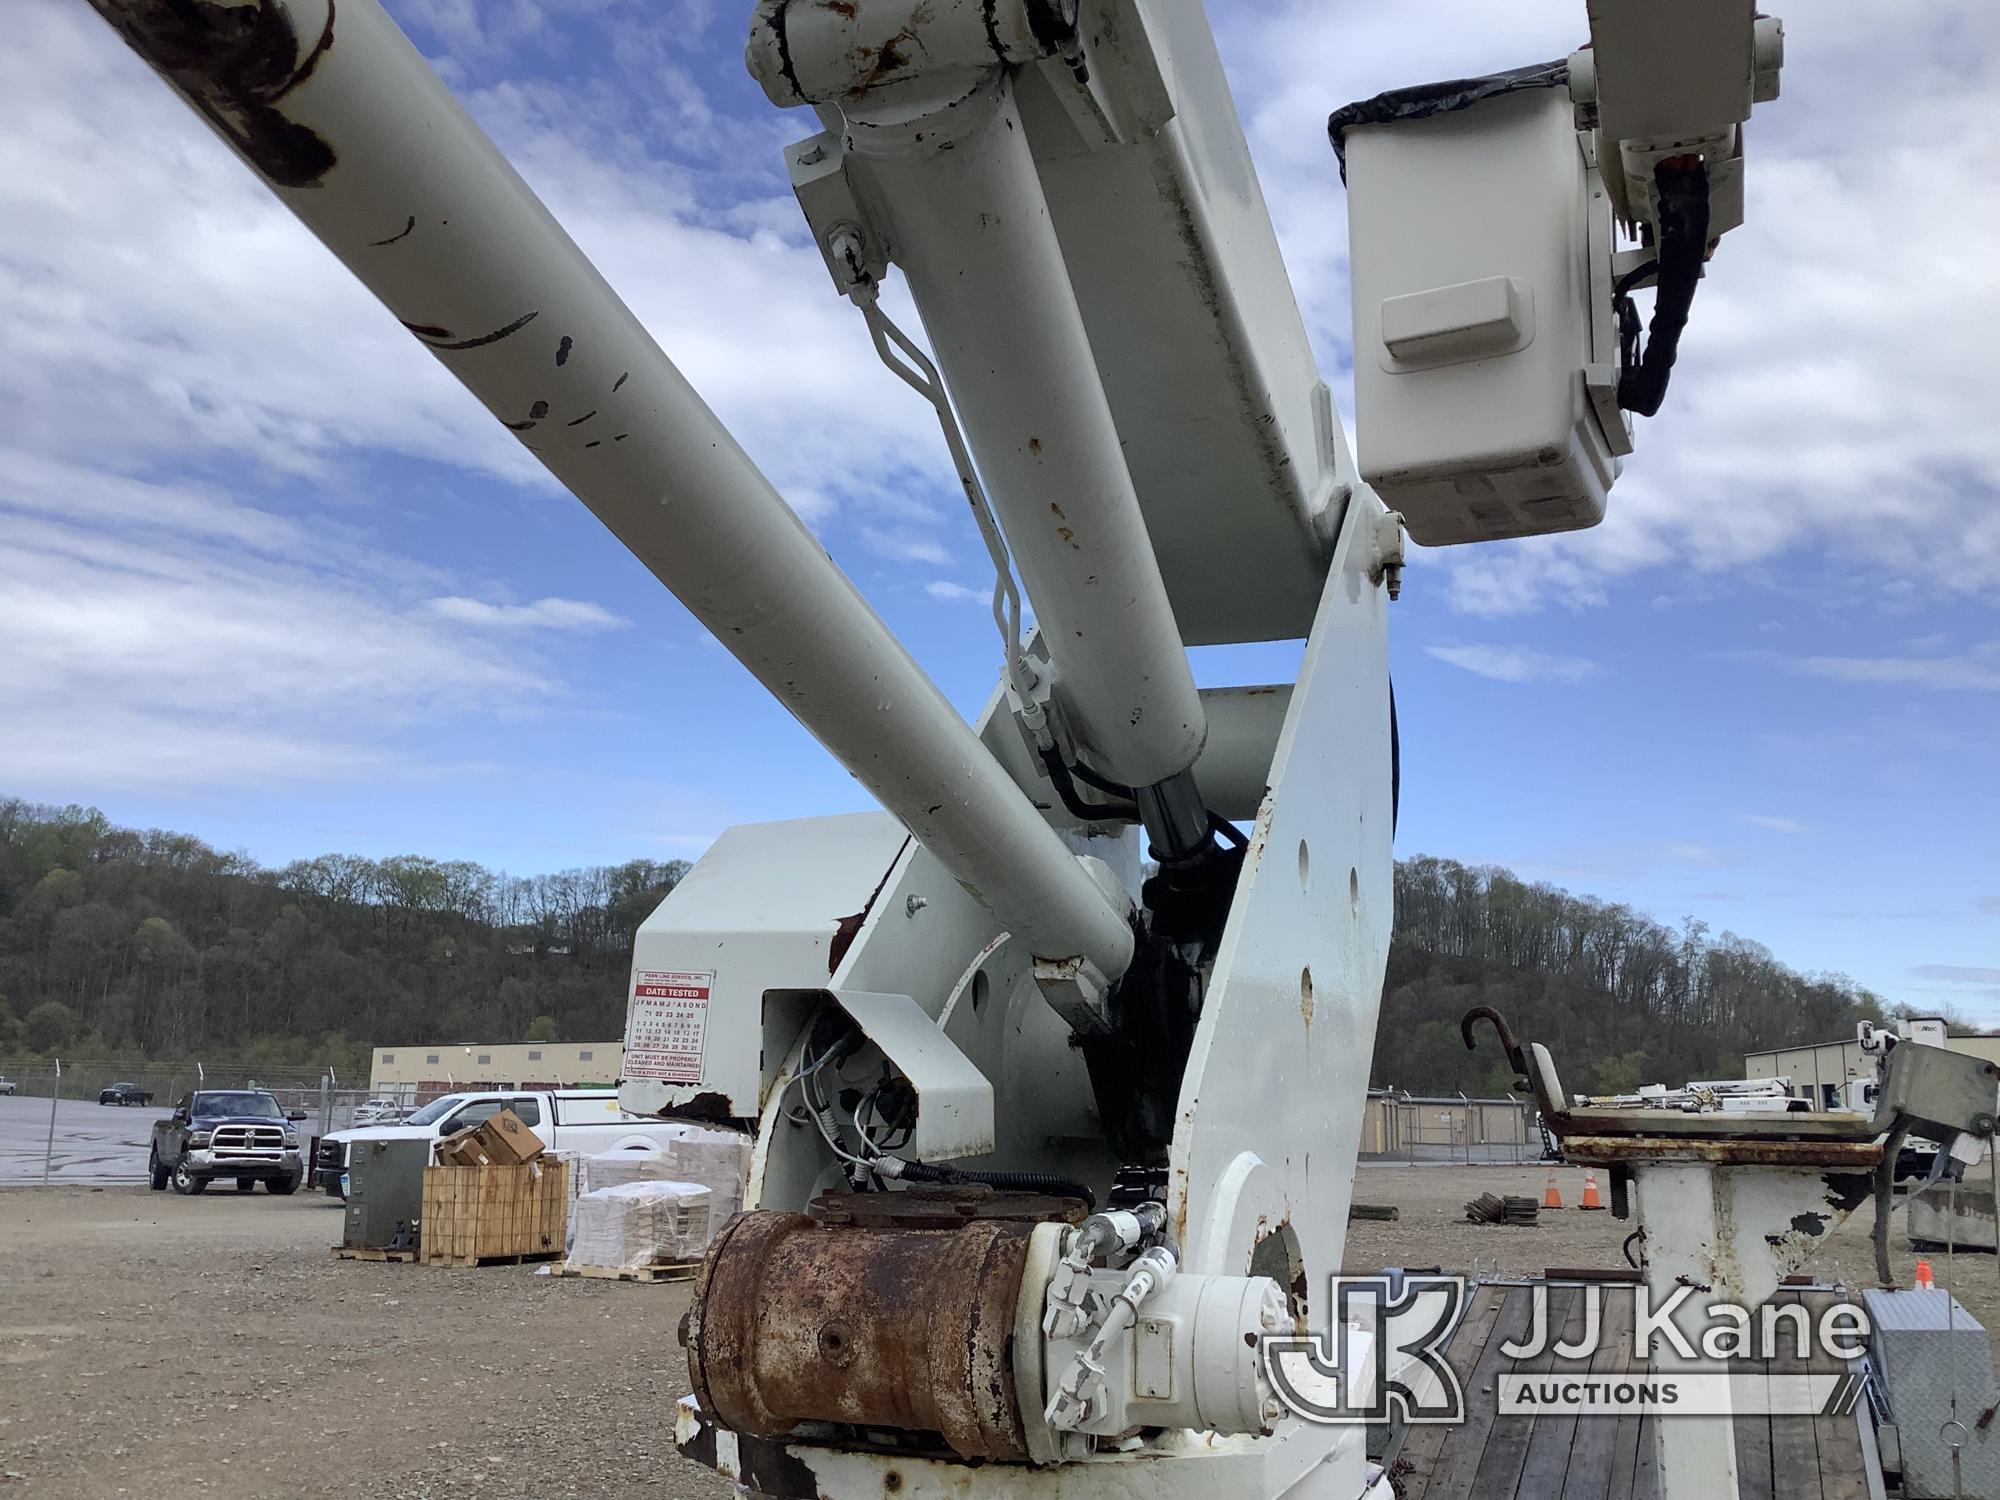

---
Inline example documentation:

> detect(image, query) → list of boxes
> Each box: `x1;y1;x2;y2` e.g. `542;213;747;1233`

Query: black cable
1071;759;1136;800
1043;743;1243;858
1616;158;1711;418
1209;813;1248;849
1037;742;1140;823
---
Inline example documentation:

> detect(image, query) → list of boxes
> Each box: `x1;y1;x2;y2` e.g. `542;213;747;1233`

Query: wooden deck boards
1396;1282;1868;1500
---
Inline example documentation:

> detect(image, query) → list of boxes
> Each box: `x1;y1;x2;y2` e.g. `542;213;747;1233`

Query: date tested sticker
624;969;714;1084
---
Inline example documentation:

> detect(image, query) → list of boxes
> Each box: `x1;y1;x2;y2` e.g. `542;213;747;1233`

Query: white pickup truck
315;1087;716;1197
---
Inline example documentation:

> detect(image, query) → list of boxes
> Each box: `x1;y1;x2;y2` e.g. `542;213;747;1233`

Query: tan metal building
367;1041;624;1103
1745;1021;2000;1109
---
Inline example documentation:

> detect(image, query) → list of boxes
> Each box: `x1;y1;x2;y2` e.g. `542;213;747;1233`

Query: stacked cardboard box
435;1108;542;1169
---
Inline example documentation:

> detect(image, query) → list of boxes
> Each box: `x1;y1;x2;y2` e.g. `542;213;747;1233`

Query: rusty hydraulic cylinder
89;0;1136;993
686;1211;1036;1460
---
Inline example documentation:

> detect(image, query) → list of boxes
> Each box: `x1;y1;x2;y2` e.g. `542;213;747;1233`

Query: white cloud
862;528;953;567
1220;0;2000;614
924;580;984;602
1425;644;1602;684
1913;965;2000;986
0;458;580;796
1738;814;1813;836
1760;644;2000;692
428;596;630;631
0;1;964;536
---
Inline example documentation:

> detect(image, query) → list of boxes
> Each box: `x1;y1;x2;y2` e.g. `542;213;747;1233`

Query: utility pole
41;1058;61;1186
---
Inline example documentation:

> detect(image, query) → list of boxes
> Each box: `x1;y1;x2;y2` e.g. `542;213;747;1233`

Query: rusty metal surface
90;0;337;187
810;1186;1086;1229
686;1209;1036;1460
1557;1106;1881;1142
1561;1134;1885;1168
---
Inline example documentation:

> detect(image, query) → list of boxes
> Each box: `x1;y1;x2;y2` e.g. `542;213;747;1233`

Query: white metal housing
1345;85;1620;545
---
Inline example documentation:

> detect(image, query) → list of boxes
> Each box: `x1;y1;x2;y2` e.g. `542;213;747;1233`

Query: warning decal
624;969;714;1085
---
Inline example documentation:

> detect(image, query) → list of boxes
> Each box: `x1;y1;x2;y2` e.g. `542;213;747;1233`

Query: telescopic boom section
88;0;1135;991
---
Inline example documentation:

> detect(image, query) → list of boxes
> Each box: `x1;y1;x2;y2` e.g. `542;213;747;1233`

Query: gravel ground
5;1166;1995;1497
0;1187;731;1500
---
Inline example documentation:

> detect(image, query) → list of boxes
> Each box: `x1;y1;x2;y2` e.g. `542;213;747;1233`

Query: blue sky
3;0;1996;1022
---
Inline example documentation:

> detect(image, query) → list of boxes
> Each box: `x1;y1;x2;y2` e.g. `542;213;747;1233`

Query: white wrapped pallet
566;1181;713;1271
576;1143;675;1197
663;1131;752;1225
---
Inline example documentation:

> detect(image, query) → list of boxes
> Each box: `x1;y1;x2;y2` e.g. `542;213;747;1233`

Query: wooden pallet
421;1250;563;1269
419;1160;569;1265
331;1245;418;1263
547;1261;697;1284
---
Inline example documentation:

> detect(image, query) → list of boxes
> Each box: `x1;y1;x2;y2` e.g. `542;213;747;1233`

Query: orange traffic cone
1543;1169;1564;1210
1580;1170;1606;1211
1914;1258;1935;1289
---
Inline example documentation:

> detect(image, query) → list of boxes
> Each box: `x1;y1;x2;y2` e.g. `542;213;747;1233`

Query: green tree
25;1000;78;1054
525;1013;559;1043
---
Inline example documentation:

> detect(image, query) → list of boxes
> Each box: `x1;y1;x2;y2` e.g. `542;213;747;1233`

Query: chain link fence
0;1057;400;1184
1359;1092;1552;1165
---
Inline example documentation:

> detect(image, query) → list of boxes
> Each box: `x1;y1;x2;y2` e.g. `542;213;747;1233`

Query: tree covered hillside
1378;855;1887;1097
0;799;685;1074
0;801;1887;1093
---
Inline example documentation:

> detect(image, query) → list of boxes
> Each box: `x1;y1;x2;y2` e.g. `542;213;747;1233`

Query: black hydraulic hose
1043;744;1243;855
894;1157;1097;1211
1071;759;1136;800
1037;742;1140;823
1617;157;1712;418
1209;812;1248;849
1872;1120;1913;1287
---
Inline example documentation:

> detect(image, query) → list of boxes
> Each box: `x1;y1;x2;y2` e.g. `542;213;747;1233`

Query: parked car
0;1076;17;1096
351;1099;407;1126
150;1089;307;1195
99;1082;154;1106
316;1089;714;1197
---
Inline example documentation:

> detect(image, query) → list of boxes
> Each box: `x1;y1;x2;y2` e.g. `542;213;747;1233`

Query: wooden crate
420;1160;569;1266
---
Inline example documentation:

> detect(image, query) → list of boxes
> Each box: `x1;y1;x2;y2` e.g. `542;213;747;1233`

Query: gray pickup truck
150;1090;306;1195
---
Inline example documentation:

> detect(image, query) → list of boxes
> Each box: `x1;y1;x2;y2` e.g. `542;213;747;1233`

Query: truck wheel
171;1161;207;1196
236;1178;256;1193
149;1152;168;1191
267;1172;301;1196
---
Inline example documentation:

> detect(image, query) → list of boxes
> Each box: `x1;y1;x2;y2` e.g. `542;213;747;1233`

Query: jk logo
1263;1275;1468;1424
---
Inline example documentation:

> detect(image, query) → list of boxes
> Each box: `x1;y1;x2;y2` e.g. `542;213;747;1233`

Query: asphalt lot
0;1092;166;1186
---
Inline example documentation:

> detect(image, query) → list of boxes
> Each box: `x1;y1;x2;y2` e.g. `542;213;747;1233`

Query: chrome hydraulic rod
88;0;1135;993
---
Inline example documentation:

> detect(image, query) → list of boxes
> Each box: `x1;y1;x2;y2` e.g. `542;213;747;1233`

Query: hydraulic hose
1617;157;1712;418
